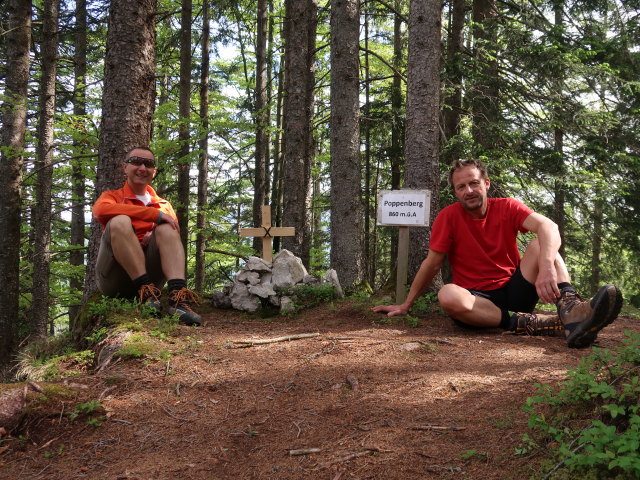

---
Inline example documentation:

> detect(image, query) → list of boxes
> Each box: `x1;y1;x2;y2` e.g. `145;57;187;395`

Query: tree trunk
363;5;372;285
330;0;363;289
271;55;285;252
552;0;566;257
590;192;603;295
195;0;210;292
30;0;60;338
68;0;88;329
442;0;466;157
0;0;32;366
84;0;157;296
471;0;499;153
281;0;316;267
252;0;270;254
404;0;442;282
177;0;192;252
389;0;405;287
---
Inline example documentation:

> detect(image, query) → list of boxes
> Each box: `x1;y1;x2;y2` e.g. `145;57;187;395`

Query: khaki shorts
96;220;166;298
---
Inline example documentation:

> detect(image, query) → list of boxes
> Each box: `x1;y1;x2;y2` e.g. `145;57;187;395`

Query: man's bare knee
108;215;134;234
438;284;469;316
154;223;181;243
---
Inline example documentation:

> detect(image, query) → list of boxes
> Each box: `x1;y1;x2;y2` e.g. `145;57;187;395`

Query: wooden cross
240;205;295;263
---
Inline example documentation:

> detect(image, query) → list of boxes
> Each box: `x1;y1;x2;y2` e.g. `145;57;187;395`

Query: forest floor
1;298;638;480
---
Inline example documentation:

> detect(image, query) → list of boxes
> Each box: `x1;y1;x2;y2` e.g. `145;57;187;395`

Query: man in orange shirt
93;147;201;326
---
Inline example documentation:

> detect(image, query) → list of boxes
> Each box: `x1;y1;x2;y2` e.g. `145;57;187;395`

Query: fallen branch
234;333;320;346
289;448;322;456
408;425;466;431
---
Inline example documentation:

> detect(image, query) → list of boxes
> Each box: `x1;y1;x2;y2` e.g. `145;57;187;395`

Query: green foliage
68;400;105;427
14;332;95;381
114;333;157;359
411;292;440;315
522;332;640;478
459;449;487;461
276;284;338;314
44;444;65;458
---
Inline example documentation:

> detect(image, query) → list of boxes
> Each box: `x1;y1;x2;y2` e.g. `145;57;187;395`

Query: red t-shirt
429;198;533;290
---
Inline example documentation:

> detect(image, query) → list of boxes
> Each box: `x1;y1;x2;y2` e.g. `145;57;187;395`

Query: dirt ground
1;299;637;480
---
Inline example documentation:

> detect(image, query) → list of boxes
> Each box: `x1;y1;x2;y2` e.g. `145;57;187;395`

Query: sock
133;273;153;290
167;278;187;293
500;310;516;330
557;282;573;292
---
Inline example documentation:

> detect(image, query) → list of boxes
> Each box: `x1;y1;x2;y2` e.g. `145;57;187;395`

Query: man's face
123;148;156;190
451;166;490;215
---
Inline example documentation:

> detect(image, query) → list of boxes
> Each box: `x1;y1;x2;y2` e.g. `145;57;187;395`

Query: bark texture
84;0;157;295
31;0;60;337
281;0;317;267
404;0;442;281
0;0;32;365
330;0;363;289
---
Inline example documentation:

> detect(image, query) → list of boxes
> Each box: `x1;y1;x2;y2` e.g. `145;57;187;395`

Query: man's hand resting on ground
372;304;410;317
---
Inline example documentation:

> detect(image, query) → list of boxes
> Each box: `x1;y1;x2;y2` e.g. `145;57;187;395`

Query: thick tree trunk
177;0;192;252
0;0;32;366
471;0;499;152
252;0;270;254
404;0;442;282
330;0;363;289
281;0;316;267
68;0;88;329
442;0;466;157
271;56;285;252
84;0;156;296
195;0;210;292
30;0;60;338
552;0;566;257
388;0;405;287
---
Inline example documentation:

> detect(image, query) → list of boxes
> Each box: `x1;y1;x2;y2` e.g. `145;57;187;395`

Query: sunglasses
125;156;156;168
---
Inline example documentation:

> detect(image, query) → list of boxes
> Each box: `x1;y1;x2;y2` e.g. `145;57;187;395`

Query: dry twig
233;333;320;346
408;424;466;431
289;448;321;456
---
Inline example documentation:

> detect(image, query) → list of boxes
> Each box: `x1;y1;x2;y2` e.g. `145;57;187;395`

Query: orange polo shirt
93;182;178;242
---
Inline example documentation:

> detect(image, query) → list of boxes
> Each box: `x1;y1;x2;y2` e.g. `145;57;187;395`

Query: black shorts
467;267;538;313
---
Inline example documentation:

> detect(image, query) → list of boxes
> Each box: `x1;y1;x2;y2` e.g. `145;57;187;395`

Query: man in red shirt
93;147;201;326
373;159;622;348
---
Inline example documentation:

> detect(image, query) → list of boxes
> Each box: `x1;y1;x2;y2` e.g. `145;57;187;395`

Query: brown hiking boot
138;284;162;317
513;312;564;336
557;284;623;349
168;288;202;326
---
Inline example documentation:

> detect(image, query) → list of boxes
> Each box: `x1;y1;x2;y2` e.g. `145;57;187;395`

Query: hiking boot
138;284;162;317
168;288;202;326
559;284;623;349
513;312;564;336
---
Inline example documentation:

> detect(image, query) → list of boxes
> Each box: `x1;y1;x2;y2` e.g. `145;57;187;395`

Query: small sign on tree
377;189;431;303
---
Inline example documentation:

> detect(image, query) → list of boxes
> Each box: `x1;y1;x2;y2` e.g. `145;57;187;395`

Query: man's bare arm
372;249;446;317
522;212;562;303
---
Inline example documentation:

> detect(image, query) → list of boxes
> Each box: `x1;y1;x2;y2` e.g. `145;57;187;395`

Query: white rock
245;256;272;273
280;296;296;313
230;282;261;313
249;284;277;299
325;269;344;298
237;270;260;285
272;249;308;288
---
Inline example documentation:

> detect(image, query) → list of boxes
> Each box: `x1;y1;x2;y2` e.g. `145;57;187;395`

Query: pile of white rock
211;249;343;313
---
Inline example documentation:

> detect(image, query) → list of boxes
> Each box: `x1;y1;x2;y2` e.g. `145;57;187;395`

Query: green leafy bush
522;331;640;479
276;284;337;313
